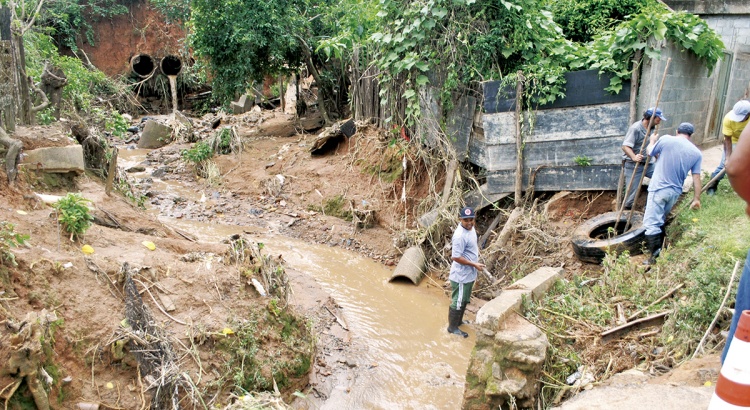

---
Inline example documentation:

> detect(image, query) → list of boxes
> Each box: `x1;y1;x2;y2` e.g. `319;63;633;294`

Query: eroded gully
119;148;474;409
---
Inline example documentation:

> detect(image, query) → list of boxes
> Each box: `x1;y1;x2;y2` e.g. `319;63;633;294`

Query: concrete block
513;266;563;300
475;289;530;331
22;145;84;174
138;120;173;149
231;94;254;114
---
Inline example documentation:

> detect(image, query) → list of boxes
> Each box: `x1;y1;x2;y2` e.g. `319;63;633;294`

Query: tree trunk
0;125;22;184
12;33;32;125
0;7;15;132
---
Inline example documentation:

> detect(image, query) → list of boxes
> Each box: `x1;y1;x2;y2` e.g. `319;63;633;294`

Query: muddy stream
119;148;474;409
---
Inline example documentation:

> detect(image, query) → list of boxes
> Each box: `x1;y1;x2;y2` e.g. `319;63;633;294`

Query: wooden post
105;147;118;196
278;75;285;114
628;50;642;125
514;72;524;207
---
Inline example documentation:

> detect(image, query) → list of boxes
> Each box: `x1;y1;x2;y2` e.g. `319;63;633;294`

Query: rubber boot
644;233;662;265
447;308;468;338
459;307;470;325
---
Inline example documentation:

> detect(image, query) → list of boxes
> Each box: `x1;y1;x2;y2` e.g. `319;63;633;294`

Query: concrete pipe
160;55;182;76
130;54;155;77
388;246;426;285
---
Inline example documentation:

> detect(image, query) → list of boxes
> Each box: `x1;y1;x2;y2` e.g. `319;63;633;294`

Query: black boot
644;233;663;265
447;308;468;338
459;307;470;325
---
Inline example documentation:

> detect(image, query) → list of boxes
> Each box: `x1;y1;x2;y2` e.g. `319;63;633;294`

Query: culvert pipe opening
160;55;182;76
130;54;155;77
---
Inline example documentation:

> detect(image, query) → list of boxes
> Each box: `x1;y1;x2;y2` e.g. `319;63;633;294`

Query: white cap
727;100;750;122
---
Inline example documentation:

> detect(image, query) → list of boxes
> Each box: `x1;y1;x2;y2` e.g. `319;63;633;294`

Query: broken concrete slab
231;94;255;114
22;145;84;174
137;120;173;149
476;266;562;331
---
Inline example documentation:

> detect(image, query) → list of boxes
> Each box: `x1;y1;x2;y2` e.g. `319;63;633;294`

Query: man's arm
726;125;750;215
724;135;733;161
622;145;643;162
690;173;702;209
452;256;485;270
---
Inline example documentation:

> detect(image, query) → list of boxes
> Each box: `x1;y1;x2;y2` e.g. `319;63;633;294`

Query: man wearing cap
447;206;485;338
621;108;666;210
642;122;702;264
706;100;750;195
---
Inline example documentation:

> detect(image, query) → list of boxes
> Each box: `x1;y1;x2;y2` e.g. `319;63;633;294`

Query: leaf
142;241;156;251
81;245;94;255
654;21;667;40
432;7;448;19
106;382;114;389
403;89;416;99
222;327;234;335
416;75;429;86
16;210;27;215
415;61;429;72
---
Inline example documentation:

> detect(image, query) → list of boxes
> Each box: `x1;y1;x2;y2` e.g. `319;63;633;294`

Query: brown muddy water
119;148;474;409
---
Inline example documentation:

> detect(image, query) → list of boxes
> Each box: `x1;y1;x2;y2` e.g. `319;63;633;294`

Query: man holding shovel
621;107;666;210
447;207;485;338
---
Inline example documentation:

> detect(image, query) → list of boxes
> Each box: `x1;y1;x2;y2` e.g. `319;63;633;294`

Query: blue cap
459;207;475;219
645;107;667;121
677;122;695;136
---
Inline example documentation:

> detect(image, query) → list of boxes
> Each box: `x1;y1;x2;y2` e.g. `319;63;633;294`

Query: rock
138;120;173;149
126;165;146;173
22;145;85;174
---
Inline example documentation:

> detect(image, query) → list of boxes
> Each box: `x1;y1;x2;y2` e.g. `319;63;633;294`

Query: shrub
54;193;94;241
181;141;215;177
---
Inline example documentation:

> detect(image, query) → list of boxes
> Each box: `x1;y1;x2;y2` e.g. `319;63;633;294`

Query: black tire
571;211;647;264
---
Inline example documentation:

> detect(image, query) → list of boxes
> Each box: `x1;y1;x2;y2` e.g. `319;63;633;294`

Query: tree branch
294;35;331;125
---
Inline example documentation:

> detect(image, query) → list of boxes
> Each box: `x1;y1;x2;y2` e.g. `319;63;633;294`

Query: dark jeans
623;161;654;208
722;250;750;363
708;143;736;190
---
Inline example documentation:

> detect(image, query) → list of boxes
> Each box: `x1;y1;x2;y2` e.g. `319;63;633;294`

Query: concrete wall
637;41;717;146
659;1;750;146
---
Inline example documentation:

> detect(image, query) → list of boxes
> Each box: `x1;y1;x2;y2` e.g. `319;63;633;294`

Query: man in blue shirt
643;123;702;264
448;207;486;338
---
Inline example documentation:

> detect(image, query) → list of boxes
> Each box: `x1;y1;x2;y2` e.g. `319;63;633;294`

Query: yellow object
16;210;27;215
704;381;712;387
142;241;156;251
81;245;95;255
106;382;114;389
222;327;234;336
692;218;699;222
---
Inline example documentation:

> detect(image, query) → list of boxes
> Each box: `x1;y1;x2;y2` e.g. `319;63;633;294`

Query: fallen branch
627;283;684;322
692;260;740;359
132;278;187;325
324;306;348;331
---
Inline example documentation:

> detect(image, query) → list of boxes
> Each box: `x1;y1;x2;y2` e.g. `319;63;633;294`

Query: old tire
571;211;646;264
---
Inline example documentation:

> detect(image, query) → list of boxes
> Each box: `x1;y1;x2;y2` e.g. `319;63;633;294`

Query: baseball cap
459;207;475;219
677;122;695;136
645;107;667;121
727;100;750;122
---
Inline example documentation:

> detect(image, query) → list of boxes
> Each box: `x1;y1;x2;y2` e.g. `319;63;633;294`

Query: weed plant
525;179;750;405
181;142;214;177
0;222;29;267
54;194;93;241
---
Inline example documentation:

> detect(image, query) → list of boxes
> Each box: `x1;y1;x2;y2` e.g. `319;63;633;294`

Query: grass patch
525;179;750;405
308;195;353;221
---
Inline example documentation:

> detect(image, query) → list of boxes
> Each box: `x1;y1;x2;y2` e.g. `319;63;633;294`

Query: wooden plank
483;102;630;145
483;135;624;170
446;95;476;161
483;70;630;114
487;165;622;193
601;311;670;342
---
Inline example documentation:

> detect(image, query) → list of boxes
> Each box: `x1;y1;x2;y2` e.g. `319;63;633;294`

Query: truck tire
571;211;647;264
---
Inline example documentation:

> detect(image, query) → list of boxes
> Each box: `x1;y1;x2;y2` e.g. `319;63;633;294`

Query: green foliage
585;6;725;93
544;0;654;43
38;0;128;50
54;193;94;241
105;111;129;138
308;195;353;221
189;0;307;103
24;30;125;119
218;310;313;394
372;0;582;125
574;155;592;166
149;0;191;23
181;141;214;166
0;222;30;267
